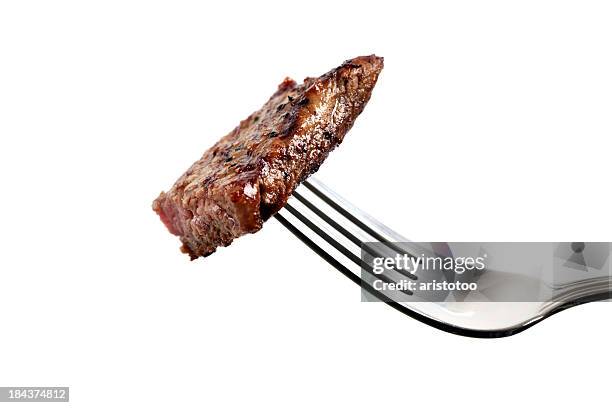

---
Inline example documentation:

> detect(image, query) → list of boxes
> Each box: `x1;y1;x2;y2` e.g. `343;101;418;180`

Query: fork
274;177;611;338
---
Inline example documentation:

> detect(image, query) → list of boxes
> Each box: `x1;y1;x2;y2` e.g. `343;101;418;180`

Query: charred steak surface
153;55;383;258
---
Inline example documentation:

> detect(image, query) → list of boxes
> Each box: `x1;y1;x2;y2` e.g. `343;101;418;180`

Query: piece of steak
153;55;383;259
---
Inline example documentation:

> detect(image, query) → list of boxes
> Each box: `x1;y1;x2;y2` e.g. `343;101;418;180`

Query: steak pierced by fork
153;55;384;259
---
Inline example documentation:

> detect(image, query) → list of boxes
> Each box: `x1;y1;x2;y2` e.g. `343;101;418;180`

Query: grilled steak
153;55;383;259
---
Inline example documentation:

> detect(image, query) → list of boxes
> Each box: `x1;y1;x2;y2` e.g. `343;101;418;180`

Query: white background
1;1;611;407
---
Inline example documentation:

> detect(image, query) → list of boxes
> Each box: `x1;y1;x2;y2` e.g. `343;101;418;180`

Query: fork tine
274;176;420;297
303;179;411;253
274;211;413;299
302;180;423;262
291;190;418;280
292;190;362;248
274;212;360;285
292;179;418;280
283;203;414;296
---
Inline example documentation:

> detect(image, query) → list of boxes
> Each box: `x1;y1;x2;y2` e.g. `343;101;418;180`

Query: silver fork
274;177;611;338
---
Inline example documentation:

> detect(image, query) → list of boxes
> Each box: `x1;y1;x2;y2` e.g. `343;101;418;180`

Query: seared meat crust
153;55;383;258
